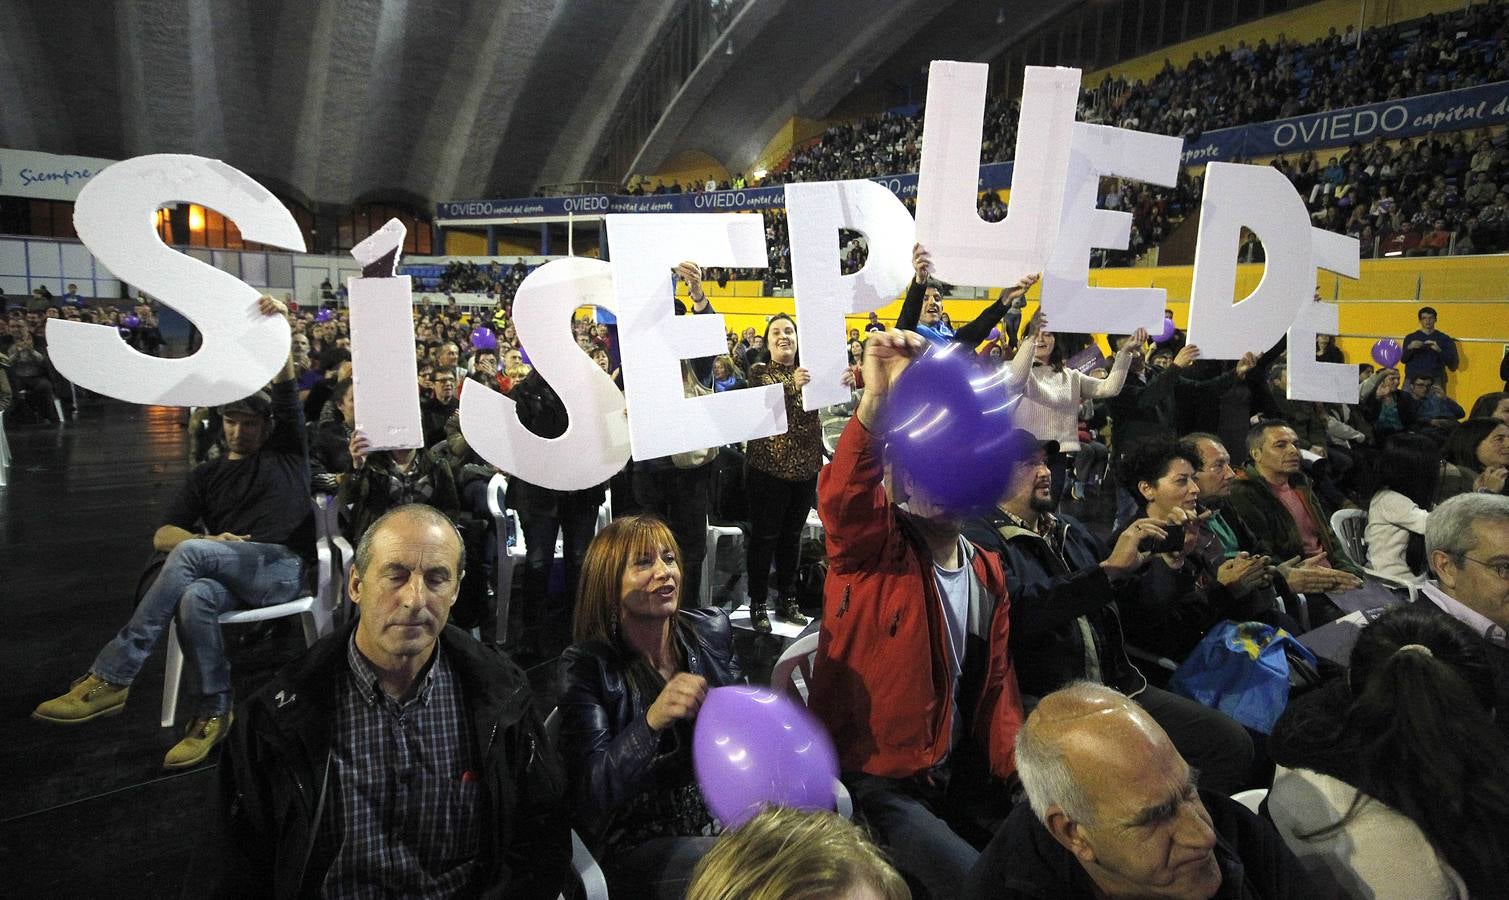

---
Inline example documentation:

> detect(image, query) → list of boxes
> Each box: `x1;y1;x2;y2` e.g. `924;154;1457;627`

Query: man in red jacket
809;329;1025;899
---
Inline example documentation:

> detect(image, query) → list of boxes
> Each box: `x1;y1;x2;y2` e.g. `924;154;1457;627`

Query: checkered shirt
319;634;483;898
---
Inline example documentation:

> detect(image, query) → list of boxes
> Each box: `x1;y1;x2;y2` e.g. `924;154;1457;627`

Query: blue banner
1244;79;1509;156
436;194;612;219
436;80;1509;221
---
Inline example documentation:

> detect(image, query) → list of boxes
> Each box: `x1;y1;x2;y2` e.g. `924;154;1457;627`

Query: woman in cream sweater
1005;313;1145;500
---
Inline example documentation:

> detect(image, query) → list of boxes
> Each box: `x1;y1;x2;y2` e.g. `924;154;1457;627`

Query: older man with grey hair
1423;493;1509;643
962;683;1308;899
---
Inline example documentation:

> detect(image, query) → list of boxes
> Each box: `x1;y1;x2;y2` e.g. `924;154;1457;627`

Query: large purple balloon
1371;339;1402;368
692;686;839;828
470;326;498;351
1154;316;1176;343
878;343;1019;515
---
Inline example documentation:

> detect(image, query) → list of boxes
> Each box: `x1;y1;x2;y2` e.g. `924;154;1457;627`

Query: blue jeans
845;771;988;900
92;539;304;716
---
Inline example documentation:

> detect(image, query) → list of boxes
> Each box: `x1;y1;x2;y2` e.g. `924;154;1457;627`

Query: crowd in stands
626;2;1508;276
17;228;1509;898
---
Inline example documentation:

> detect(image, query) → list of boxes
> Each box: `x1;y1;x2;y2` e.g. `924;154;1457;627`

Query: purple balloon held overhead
877;343;1019;516
692;685;840;829
121;314;141;329
1154;316;1176;343
1371;339;1402;368
314;308;334;323
470;326;498;351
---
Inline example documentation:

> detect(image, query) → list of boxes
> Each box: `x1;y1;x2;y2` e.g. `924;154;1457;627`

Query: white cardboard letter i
348;219;424;451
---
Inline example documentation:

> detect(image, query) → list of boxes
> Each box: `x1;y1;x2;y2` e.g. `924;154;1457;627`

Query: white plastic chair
486;473;527;645
542;708;611;900
702;522;744;604
770;631;820;704
767;632;853;820
1231;788;1268;815
1329;508;1422;601
1330;509;1369;571
159;497;340;727
0;409;10;486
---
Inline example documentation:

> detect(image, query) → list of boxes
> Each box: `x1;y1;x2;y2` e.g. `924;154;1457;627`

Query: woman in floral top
744;313;824;631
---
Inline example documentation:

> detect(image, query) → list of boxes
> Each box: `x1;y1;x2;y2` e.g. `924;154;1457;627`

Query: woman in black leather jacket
557;515;744;899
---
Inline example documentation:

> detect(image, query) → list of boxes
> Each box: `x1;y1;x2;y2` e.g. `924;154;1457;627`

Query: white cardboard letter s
52;154;304;405
458;258;629;491
786;180;914;410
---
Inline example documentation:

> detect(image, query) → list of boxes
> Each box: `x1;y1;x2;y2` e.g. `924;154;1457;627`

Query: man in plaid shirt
208;504;569;897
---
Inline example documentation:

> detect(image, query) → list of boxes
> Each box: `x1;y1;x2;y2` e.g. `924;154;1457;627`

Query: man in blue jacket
1402;306;1459;389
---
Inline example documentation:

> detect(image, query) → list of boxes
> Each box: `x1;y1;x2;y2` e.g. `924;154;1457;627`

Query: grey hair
1426;493;1509;563
353;503;466;580
1014;681;1121;826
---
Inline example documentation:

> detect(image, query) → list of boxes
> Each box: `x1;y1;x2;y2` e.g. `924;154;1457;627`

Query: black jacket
962;510;1145;699
557;608;742;848
962;789;1312;899
207;622;570;899
1111;518;1272;662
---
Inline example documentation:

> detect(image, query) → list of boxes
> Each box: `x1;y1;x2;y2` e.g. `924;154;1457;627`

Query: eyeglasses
1460;556;1509;581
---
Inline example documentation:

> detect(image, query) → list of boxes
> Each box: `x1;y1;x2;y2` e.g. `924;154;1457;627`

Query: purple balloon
693;686;839;828
121;314;141;329
987;327;1001;341
1371;339;1402;368
470;326;498;351
314;308;334;323
1154;317;1176;343
877;343;1019;515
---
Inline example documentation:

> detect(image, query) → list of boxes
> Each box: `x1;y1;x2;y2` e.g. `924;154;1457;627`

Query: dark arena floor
0;396;823;897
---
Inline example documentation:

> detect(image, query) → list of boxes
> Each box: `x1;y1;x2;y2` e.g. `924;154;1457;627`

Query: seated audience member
1113;437;1293;661
1439;417;1509;497
965;433;1256;794
1420;495;1509;679
1358;368;1416;440
964;682;1309;900
3;328;60;423
686;807;907;900
1361;433;1439;582
1228;420;1365;577
341;410;461;544
710;354;742;392
810;329;1024;899
33;297;314;768
557;516;742;899
421;368;459;448
307;377;354;491
1468;390;1509;424
1268;606;1509;899
1180;432;1359;599
208;505;570;896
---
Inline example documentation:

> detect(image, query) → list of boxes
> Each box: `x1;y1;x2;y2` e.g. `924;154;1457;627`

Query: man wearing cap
964;432;1255;796
34;295;316;769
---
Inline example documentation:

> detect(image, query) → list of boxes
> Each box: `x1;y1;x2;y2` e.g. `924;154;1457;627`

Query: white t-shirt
934;545;972;685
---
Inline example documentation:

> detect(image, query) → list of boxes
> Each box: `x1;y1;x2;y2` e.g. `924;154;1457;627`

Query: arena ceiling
0;0;1078;212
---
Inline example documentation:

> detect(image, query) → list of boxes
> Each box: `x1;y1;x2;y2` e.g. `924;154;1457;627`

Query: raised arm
1079;329;1146;400
952;273;1038;347
894;243;932;333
